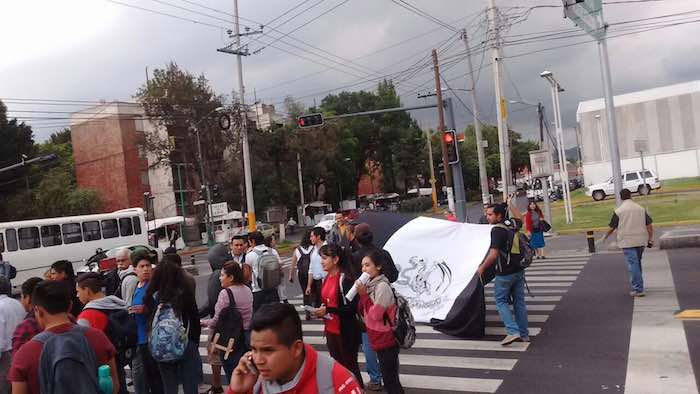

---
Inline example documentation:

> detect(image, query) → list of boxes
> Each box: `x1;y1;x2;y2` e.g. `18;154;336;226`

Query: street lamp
540;71;573;224
195;106;225;246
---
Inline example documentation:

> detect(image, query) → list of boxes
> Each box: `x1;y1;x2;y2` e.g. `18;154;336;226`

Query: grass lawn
549;177;700;233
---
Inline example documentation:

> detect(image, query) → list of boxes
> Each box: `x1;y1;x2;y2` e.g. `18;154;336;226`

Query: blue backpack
149;303;189;362
34;325;101;394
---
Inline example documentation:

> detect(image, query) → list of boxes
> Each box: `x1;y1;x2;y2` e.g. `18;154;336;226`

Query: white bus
0;208;148;285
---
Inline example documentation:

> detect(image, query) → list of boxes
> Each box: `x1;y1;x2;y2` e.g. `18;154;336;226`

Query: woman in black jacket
145;259;203;394
314;243;364;388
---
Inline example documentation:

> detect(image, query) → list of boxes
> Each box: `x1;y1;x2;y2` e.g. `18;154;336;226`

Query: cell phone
245;355;258;375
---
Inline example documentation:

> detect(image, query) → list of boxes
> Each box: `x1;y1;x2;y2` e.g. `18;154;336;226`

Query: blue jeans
158;341;203;394
623;247;645;292
494;271;529;338
222;330;251;384
362;332;382;384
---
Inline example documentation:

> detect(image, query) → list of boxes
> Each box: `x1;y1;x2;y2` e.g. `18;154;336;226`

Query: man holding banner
477;197;529;346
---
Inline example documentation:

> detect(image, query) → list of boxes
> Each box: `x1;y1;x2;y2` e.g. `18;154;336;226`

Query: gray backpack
254;248;281;290
34;324;101;394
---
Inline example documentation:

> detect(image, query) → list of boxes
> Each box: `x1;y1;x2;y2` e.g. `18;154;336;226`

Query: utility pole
488;0;512;200
537;104;552;224
296;153;306;226
462;28;490;205
425;128;439;213
217;0;263;232
432;49;452;190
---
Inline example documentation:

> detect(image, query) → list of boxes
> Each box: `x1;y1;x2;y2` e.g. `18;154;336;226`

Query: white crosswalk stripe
126;254;591;393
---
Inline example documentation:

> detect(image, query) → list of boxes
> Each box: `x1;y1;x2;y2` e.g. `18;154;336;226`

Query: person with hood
76;272;129;394
351;224;398;283
356;249;404;394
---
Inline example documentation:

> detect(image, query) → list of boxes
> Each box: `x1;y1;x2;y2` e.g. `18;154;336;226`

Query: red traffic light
443;130;459;164
443;132;454;144
297;113;324;128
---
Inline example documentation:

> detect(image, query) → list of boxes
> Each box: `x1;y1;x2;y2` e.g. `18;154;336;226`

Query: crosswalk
128;254;591;393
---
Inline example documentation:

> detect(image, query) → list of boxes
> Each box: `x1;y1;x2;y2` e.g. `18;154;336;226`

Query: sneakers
520;336;530;343
366;382;383;391
629;291;645;297
501;334;520;346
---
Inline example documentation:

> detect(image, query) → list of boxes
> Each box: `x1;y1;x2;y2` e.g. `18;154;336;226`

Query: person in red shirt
227;303;361;394
313;244;363;388
8;280;119;394
11;277;43;357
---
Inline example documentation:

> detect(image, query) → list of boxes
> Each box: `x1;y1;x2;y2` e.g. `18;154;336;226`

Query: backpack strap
315;351;336;393
225;288;237;308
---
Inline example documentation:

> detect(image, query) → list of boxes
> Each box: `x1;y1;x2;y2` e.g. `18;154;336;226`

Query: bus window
41;225;62;247
0;233;4;253
5;229;18;252
132;217;142;234
62;223;83;244
82;221;101;241
119;217;133;236
102;219;119;239
18;227;41;250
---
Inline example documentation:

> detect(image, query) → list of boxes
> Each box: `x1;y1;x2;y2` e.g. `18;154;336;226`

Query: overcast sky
2;0;699;148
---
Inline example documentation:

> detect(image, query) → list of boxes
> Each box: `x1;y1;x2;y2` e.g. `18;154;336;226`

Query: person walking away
8;280;119;394
264;236;289;304
477;197;529;346
524;201;547;259
602;189;654;297
286;218;297;235
76;273;132;394
356;250;404;394
0;277;25;394
313;244;363;388
246;232;281;312
226;303;361;394
169;227;179;249
146;261;203;394
128;250;163;394
288;230;313;320
0;253;17;285
202;262;253;387
49;260;83;317
305;227;327;310
11;278;43;356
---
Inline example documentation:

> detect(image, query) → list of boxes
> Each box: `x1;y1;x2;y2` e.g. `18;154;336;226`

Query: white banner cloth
384;217;492;323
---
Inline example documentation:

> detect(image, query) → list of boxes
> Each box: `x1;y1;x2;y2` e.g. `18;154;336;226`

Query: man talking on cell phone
227;303;361;394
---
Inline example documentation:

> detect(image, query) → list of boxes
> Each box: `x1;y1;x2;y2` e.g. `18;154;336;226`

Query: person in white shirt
246;231;281;312
305;227;327;310
0;276;26;394
115;248;139;306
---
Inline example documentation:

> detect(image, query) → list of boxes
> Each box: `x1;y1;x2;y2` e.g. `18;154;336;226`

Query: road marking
303;335;529;352
299;324;541;337
675;309;700;320
624;251;698;394
526;270;582;275
486;304;555;311
361;372;503;393
318;351;518;370
487;314;548;323
485;289;568;295
487;295;562;302
525;276;578;282
485;282;573;288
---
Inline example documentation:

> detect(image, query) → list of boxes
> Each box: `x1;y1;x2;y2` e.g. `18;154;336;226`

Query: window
132;217;142;234
0;233;4;253
62;223;83;244
5;229;18;252
102;219;119;239
642;170;654;178
626;172;639;181
82;221;101;241
119;218;133;236
41;225;62;247
18;227;41;250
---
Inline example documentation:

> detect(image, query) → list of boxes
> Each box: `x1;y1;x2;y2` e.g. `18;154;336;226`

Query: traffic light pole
444;98;468;222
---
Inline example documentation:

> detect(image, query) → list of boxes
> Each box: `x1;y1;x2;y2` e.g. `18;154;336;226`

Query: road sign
210;202;228;217
193;199;205;206
634;139;648;153
562;0;605;40
529;149;553;178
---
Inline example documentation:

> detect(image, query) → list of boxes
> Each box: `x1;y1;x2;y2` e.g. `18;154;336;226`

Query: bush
399;196;432;212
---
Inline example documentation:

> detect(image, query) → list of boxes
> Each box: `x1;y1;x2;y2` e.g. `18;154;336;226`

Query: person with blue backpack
128;249;163;394
477;197;530;346
8;280;119;394
145;260;202;394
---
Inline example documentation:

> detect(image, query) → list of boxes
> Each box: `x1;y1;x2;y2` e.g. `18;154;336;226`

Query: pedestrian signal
443;130;459;164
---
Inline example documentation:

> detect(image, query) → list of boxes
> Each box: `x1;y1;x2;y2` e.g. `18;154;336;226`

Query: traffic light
443;129;459;164
211;184;221;200
297;113;324;128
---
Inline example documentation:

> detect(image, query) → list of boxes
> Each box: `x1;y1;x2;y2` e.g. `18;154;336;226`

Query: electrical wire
390;0;458;32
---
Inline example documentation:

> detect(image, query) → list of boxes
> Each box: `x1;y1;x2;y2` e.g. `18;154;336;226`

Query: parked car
316;213;337;232
585;169;660;201
257;223;277;239
78;244;162;274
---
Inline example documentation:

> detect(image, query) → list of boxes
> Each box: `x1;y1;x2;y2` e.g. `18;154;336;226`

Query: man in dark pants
246;231;281;311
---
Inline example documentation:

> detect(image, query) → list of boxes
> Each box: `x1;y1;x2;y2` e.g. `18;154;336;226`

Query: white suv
585;169;661;201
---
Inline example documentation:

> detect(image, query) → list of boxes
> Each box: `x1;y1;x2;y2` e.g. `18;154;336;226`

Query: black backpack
213;289;244;357
85;308;138;361
297;247;312;276
35;325;101;394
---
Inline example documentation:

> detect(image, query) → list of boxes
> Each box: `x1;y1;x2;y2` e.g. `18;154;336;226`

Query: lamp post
540;71;573;224
195;106;225;246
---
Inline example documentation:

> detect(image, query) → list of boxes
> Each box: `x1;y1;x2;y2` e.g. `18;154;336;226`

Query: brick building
70;103;177;218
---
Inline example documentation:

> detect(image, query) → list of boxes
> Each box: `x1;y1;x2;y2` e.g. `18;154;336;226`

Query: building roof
577;80;700;115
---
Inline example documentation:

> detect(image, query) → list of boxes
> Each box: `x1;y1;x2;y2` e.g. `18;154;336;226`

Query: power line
390;0;458;32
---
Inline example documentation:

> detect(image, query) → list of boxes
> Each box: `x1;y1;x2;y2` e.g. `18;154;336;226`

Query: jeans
623;247;645;292
0;351;10;394
132;345;164;394
377;346;404;394
253;288;280;312
158;341;203;394
361;332;382;384
494;271;529;338
222;330;251;384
